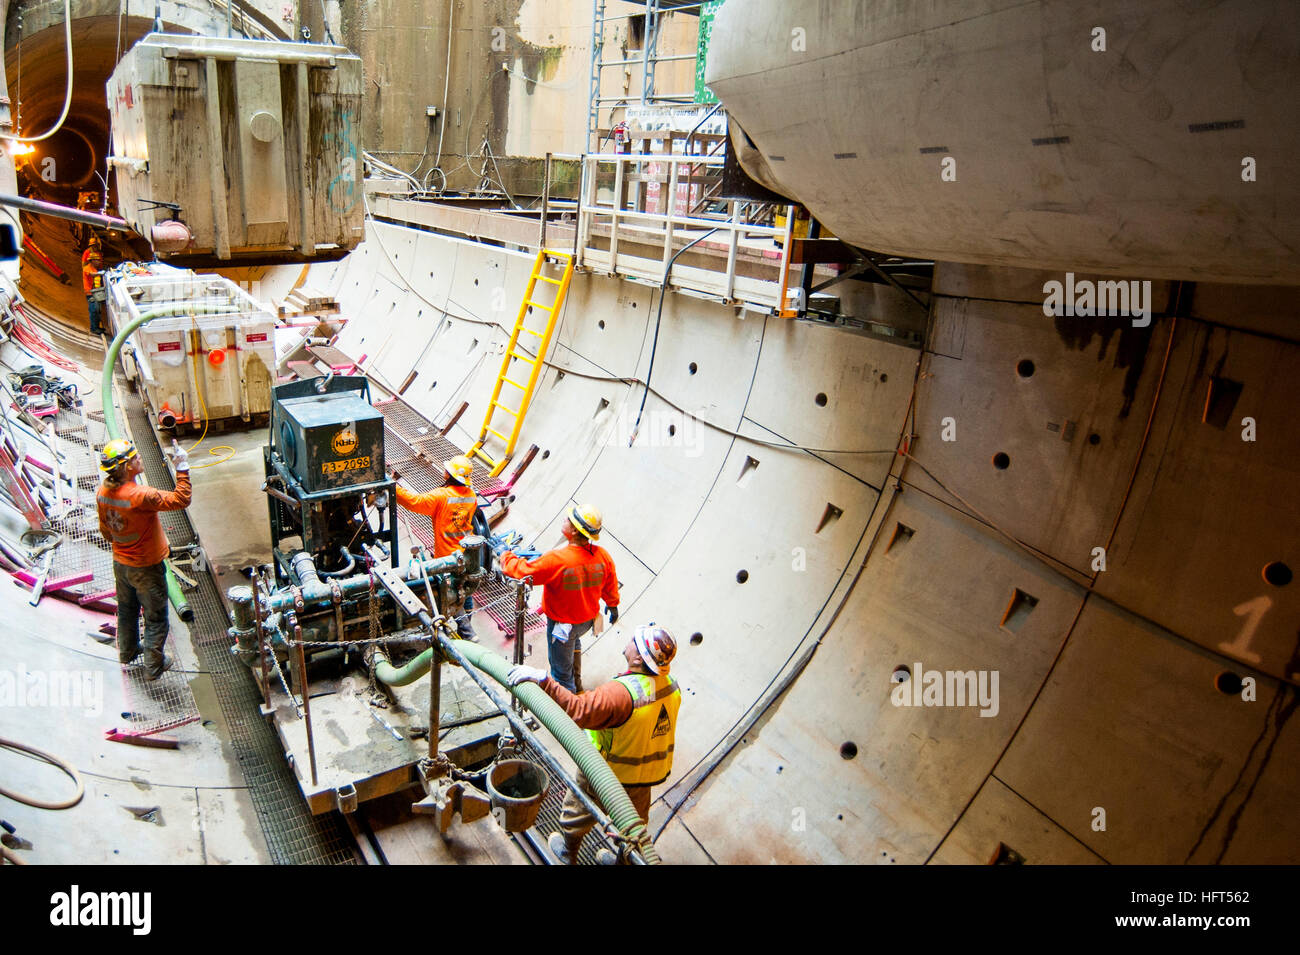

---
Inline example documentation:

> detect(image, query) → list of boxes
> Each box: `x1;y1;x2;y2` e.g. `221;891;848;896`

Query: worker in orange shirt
96;438;192;680
391;455;479;638
499;503;619;692
81;239;106;336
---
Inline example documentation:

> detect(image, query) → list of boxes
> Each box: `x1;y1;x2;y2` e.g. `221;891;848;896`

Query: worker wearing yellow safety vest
510;623;680;864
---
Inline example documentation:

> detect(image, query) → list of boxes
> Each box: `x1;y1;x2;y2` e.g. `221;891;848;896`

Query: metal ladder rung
518;326;543;337
486;428;510;442
524;301;554;312
502;377;527;390
508;352;537;364
491;401;519;416
536;275;563;285
471;447;498;467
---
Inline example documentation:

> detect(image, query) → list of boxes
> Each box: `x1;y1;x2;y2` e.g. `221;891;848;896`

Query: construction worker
96;438;192;680
81;239;106;336
499;503;619;693
390;455;478;638
509;622;679;864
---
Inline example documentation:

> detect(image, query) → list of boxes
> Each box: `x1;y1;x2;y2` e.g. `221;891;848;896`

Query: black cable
630;227;720;445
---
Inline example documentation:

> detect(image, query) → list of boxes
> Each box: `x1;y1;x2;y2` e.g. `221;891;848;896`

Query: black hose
630;227;721;444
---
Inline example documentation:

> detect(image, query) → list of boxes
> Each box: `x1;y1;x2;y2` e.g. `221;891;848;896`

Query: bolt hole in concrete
993;452;1010;470
1215;672;1244;695
815;392;828;406
541;450;550;459
840;741;858;760
736;569;749;583
474;278;479;286
598;320;605;329
891;665;911;683
690;632;703;646
1263;561;1292;586
668;424;676;436
1017;358;1035;378
1088;432;1101;445
880;373;888;383
688;362;698;375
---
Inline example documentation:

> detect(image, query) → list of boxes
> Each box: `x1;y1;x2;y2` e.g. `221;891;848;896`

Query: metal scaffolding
587;0;708;154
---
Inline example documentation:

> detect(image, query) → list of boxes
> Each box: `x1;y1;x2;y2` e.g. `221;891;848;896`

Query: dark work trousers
87;294;105;335
114;560;170;663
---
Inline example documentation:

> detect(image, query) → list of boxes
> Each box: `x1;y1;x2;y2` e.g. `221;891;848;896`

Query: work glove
507;665;548;687
170;442;190;473
605;606;619;624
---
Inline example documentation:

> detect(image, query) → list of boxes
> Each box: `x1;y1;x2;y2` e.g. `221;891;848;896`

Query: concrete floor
0;340;272;865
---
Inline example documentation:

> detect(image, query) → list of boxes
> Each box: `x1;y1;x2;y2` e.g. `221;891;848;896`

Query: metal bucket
486;759;551;832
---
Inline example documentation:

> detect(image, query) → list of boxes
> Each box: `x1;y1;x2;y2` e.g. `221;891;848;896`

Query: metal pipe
320;545;357;578
291;616;318;786
254;579;271;703
262;552;462;615
512;577;526;716
429;648;441;761
0;192;130;230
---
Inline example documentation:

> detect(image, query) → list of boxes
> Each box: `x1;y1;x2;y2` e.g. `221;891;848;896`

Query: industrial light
207;347;227;367
7;141;34;157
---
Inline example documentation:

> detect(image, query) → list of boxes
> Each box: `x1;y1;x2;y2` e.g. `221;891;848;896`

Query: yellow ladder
469;249;575;476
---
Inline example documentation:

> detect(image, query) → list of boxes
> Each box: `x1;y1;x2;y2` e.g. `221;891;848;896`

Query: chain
268;650;301;718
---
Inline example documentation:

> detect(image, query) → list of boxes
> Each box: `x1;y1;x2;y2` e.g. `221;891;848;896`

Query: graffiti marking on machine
331;428;359;456
322;455;371;475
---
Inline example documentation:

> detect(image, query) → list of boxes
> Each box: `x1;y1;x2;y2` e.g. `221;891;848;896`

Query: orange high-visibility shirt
82;259;103;294
395;483;477;558
499;542;619;624
96;472;192;567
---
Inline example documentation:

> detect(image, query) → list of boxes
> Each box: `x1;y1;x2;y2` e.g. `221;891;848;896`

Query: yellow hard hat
99;438;137;472
443;455;474;485
568;503;602;540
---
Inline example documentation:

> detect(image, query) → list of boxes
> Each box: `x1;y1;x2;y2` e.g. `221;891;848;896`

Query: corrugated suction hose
374;639;662;864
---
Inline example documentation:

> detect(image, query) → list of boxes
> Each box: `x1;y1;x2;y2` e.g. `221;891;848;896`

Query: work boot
595;847;618;865
547;831;578;865
143;652;172;682
118;641;141;665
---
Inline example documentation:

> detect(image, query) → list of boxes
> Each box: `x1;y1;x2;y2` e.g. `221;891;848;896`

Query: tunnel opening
3;13;175;331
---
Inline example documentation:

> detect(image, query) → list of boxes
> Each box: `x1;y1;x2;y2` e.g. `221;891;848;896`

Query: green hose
376;639;662;864
100;304;239;622
373;647;433;687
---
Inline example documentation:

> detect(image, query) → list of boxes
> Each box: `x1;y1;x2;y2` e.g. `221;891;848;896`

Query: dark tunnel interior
5;13;164;328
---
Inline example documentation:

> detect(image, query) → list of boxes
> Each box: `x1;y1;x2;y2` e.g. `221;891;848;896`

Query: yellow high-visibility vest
589;672;681;786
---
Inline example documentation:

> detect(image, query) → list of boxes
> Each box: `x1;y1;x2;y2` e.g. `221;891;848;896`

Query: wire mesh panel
376;397;544;637
40;405;201;739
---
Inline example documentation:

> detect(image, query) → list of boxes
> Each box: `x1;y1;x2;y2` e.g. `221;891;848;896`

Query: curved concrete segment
706;0;1300;284
276;220;1299;864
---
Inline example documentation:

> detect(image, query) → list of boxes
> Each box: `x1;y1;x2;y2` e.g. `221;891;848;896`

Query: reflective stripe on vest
588;672;681;787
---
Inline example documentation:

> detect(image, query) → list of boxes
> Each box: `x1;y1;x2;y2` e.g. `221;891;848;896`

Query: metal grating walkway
122;394;359;865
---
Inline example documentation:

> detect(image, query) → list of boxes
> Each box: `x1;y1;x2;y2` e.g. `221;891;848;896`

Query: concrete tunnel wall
263;220;1299;864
